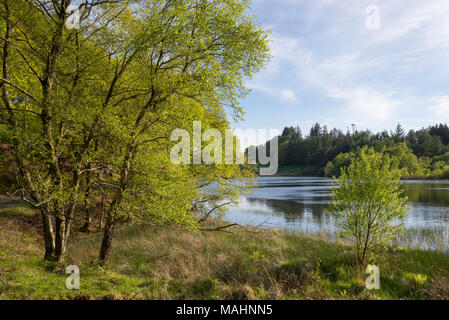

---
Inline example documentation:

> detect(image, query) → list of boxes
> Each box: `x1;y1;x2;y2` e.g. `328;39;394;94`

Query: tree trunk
99;190;105;229
81;166;92;232
40;207;55;260
54;209;66;262
41;6;69;263
99;213;115;265
98;143;134;265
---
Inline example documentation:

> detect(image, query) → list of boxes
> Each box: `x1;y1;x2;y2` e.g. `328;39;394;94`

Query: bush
326;147;410;265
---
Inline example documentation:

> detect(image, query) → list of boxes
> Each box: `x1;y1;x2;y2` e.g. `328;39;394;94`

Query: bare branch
0;78;39;103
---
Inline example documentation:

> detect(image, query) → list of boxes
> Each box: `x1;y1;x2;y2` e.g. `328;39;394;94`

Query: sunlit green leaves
326;147;410;264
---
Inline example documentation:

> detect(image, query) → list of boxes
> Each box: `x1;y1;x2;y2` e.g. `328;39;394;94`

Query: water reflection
224;177;449;240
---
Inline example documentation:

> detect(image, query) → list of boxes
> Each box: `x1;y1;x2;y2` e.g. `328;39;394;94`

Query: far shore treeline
252;123;449;178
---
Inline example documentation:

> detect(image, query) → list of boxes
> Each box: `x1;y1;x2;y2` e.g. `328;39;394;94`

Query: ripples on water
223;177;449;250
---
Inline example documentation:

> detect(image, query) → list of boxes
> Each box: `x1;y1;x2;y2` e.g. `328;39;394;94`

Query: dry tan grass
0;212;42;258
3;209;448;300
66;224;326;299
423;277;449;300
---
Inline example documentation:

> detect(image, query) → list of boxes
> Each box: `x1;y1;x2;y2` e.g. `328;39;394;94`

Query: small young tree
326;147;409;265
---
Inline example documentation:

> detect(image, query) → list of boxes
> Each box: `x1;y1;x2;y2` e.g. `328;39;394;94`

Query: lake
223;177;449;249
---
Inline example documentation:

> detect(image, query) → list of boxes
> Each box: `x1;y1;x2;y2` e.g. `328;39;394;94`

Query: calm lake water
223;177;449;248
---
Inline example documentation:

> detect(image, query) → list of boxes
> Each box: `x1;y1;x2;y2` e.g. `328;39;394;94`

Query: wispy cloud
430;96;449;119
242;0;449;132
266;33;399;123
280;89;297;102
246;81;298;104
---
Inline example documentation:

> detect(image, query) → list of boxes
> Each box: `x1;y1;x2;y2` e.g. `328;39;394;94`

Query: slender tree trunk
81;164;92;232
97;77;151;265
99;213;116;265
40;207;55;260
99;189;105;229
54;207;66;262
98;144;134;265
98;193;123;265
60;167;85;259
361;216;373;265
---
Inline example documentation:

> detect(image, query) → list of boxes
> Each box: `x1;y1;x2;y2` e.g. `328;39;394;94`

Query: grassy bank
400;175;449;180
272;165;449;180
274;165;322;177
0;205;448;300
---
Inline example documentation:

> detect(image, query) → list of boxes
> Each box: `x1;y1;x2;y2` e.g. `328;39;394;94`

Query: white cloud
246;82;298;104
280;89;296;102
244;0;449;130
430;96;449;118
266;34;398;122
328;86;397;122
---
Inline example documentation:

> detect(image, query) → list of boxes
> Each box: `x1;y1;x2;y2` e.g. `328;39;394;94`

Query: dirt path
0;198;26;209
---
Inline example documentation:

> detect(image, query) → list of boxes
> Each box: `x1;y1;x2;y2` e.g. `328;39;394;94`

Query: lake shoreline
226;176;449;251
264;173;449;180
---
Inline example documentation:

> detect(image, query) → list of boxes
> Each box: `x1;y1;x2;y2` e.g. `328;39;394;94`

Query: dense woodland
274;123;449;178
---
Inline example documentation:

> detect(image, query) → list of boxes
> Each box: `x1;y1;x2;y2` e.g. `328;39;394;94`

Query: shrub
326;147;410;265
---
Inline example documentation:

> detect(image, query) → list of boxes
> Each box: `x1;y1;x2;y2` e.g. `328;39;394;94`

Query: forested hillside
272;123;449;178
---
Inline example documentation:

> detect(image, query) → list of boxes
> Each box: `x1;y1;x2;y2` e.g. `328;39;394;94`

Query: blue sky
233;0;449;143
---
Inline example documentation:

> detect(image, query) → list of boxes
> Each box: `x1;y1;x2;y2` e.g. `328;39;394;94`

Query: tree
407;129;443;157
92;0;270;264
309;122;322;137
324;151;352;177
0;0;151;261
326;147;409;265
429;123;449;145
392;123;405;143
0;0;104;260
385;143;426;176
0;0;269;264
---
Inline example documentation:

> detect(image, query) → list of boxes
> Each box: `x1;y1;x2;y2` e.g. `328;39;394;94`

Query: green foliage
404;272;429;297
404;272;428;287
0;0;270;261
385;143;427;176
270;122;449;178
325;143;428;178
430;160;449;178
324;152;352;177
0;124;12;143
326;147;410;264
407;129;444;158
277;165;321;176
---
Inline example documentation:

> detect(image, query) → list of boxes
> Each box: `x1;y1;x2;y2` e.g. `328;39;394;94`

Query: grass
397;226;449;252
0;205;448;300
